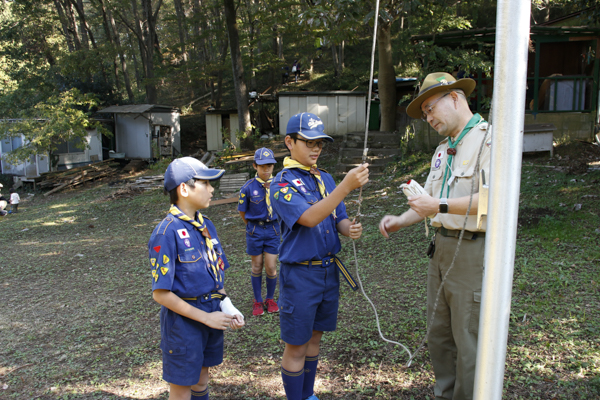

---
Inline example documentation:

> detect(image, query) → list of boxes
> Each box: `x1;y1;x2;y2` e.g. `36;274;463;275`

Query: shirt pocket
246;223;256;236
178;249;203;263
250;195;265;204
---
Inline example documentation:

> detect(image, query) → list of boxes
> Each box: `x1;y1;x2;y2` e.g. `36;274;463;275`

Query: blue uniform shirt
148;214;230;298
237;178;277;222
270;168;348;264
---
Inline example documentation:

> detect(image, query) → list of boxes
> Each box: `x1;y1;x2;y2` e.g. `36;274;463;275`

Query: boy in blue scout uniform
238;147;281;316
270;113;369;400
148;157;245;400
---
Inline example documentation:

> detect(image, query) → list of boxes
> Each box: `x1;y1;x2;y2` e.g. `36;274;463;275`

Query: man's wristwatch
439;198;449;213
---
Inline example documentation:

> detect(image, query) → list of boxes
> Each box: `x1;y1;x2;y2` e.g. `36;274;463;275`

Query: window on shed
55;136;84;154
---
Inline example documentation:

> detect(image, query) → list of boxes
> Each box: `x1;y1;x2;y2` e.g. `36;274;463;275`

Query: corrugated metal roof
96;104;179;114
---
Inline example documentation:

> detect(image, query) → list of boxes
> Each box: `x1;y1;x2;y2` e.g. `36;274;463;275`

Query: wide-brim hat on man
286;112;333;142
406;72;476;119
254;147;276;165
164;157;225;191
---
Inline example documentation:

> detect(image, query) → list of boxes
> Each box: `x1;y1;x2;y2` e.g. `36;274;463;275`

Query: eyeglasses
421;92;451;121
296;138;326;149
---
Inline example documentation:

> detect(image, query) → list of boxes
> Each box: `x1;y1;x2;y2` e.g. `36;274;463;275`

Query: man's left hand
408;194;439;218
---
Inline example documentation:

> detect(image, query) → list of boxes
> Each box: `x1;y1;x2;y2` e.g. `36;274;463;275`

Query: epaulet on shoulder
203;215;212;221
318;168;329;174
240;179;254;190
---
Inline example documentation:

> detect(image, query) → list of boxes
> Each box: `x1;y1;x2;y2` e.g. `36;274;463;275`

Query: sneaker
252;301;264;316
265;298;279;313
304;395;319;400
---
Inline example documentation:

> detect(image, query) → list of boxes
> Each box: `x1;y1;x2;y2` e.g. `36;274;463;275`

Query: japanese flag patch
177;229;190;239
292;178;305;187
433;151;444;170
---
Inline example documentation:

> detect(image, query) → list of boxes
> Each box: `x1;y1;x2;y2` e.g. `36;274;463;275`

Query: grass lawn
0;142;599;399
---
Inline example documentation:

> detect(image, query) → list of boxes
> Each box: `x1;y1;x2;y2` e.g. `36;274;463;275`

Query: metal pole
473;0;531;399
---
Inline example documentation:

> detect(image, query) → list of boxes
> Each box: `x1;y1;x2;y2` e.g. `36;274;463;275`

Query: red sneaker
265;298;279;313
252;301;264;316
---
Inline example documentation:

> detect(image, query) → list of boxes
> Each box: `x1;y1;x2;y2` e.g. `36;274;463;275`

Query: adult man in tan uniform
379;72;491;400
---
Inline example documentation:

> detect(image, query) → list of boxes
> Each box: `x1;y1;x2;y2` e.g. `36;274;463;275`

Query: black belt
299;256;358;292
249;220;275;226
181;292;227;302
437;227;485;240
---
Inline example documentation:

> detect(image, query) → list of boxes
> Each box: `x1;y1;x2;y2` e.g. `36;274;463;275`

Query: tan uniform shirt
424;121;491;232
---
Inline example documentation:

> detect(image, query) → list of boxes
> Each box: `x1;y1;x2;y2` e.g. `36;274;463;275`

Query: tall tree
223;0;251;137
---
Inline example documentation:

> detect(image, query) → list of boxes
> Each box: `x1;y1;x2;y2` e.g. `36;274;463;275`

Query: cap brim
406;78;476;119
296;131;334;142
193;169;225;181
255;159;276;165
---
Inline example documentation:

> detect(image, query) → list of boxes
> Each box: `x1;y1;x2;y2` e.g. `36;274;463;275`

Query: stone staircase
336;131;402;175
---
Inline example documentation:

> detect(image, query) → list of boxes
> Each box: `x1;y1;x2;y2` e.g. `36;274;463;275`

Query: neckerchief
440;113;484;198
255;174;273;219
283;156;335;218
169;205;222;283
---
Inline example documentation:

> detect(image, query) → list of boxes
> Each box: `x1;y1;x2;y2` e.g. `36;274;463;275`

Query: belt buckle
322;258;332;267
203;294;210;300
258;221;265;226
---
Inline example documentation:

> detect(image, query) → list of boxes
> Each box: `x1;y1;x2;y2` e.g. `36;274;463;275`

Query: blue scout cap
254;148;276;165
164;157;225;191
286;112;333;142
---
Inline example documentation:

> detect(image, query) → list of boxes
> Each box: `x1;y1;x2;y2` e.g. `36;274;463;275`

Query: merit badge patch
300;186;308;193
217;257;225;270
153;245;161;253
239;199;244;204
280;186;289;194
160;266;169;275
163;255;170;264
274;191;280;200
284;193;292;202
240;193;246;198
150;258;156;267
462;160;469;165
253;190;259;196
177;229;189;239
184;238;191;247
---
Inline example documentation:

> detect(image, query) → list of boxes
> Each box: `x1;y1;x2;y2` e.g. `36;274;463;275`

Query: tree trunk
331;44;339;77
107;7;135;102
340;40;345;70
173;0;189;63
53;0;75;52
224;0;251;137
377;21;396;132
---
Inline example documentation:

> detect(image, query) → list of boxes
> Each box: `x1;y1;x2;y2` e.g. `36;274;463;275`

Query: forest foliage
0;0;596;161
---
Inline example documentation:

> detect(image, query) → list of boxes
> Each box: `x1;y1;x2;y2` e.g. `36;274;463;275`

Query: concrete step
344;132;399;149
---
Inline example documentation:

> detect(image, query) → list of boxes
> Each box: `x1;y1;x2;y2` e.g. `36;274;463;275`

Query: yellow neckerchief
283;156;336;218
254;174;273;219
169;205;221;283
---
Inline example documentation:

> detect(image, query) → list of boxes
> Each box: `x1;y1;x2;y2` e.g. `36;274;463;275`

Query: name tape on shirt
177;229;189;239
211;238;219;245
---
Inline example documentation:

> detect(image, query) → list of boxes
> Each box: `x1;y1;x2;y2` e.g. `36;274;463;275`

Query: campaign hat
286;112;333;142
406;72;476;119
164;157;225;191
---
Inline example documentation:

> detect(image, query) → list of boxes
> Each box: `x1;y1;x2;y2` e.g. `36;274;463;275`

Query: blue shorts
160;297;224;386
246;221;280;256
278;261;340;345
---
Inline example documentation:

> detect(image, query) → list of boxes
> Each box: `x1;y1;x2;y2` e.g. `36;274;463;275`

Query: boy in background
149;157;245;400
238;147;280;316
270;113;369;400
9;188;19;213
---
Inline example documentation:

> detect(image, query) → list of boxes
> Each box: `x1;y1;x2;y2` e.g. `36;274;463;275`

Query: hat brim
193;169;225;181
255;159;276;165
406;78;476;119
295;131;334;142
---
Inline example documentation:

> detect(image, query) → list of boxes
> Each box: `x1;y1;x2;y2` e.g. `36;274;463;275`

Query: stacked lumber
130;175;164;190
218;173;249;193
38;160;121;197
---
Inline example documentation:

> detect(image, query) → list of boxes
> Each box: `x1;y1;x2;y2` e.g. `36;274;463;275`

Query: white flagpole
473;0;531;398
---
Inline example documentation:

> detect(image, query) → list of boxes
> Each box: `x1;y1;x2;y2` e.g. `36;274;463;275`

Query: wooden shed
278;91;367;136
205;109;240;151
96;104;181;159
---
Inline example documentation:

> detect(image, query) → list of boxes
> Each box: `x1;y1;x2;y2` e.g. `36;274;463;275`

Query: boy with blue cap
148;157;245;400
238;147;281;316
270;113;369;400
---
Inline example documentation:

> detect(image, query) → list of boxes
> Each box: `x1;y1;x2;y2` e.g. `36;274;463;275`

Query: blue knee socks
266;273;277;299
251;272;263;302
191;387;208;399
302;354;319;399
281;366;304;400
